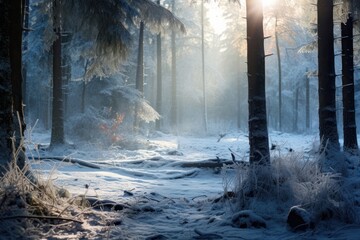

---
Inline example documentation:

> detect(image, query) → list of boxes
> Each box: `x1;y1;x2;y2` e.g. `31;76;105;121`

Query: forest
1;0;360;239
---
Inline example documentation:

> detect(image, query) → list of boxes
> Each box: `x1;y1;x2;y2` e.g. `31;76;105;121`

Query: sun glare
262;0;278;8
207;2;227;35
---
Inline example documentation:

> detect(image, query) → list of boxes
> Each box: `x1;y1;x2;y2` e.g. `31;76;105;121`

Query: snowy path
28;132;317;200
26;131;360;239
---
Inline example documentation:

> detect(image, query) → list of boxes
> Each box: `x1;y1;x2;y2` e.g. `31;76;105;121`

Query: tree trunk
156;1;162;131
0;0;26;174
22;0;30;113
275;16;282;131
293;86;299;132
134;21;145;131
0;1;14;173
306;71;310;130
201;0;208;133
246;0;270;164
81;60;89;114
62;32;72;119
341;12;358;151
237;60;242;130
50;0;65;147
171;0;177;133
317;0;340;153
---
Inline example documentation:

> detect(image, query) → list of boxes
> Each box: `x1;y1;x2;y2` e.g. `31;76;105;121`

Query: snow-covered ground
26;130;360;239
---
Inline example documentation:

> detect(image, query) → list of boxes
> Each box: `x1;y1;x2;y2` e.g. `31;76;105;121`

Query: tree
155;0;162;131
246;0;270;164
201;0;208;133
0;0;26;174
49;0;65;147
132;0;185;130
317;0;340;154
275;13;283;131
341;1;358;152
134;21;145;130
170;0;177;133
306;70;310;130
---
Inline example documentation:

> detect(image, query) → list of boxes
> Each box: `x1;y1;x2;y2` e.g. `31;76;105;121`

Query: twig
0;215;83;224
217;133;227;142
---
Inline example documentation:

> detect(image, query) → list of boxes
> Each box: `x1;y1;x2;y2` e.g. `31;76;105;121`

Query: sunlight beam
262;0;278;8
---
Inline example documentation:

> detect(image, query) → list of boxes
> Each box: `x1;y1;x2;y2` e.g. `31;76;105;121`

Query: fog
24;0;360;146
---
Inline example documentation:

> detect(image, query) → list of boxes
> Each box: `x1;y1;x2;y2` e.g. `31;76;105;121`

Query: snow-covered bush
233;152;357;224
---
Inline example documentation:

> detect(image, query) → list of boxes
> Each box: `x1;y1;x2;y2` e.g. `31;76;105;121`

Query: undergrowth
227;150;358;224
0;142;110;239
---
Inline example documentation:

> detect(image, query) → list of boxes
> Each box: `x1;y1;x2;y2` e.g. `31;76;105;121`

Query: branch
0;215;83;224
30;156;101;169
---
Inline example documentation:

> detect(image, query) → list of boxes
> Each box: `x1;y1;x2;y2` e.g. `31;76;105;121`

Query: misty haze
1;0;360;239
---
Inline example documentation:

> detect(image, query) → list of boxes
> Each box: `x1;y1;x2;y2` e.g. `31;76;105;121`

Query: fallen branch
179;159;248;169
30;156;101;169
0;215;83;224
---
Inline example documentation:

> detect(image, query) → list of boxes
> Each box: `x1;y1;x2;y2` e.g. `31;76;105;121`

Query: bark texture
156;4;162;131
0;1;14;173
50;0;65;147
317;0;340;153
0;0;26;174
170;0;177;132
134;21;145;130
341;13;358;151
246;0;270;164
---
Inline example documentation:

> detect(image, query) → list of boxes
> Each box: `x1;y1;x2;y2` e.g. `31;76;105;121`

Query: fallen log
179;159;249;169
29;156;101;169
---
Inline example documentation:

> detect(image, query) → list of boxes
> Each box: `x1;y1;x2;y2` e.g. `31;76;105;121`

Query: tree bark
22;0;30;112
317;0;340;153
50;0;65;147
306;71;310;130
293;86;299;132
201;0;208;133
341;12;358;151
246;0;270;164
134;21;145;131
237;59;242;130
62;32;72;119
275;16;282;131
156;1;162;131
136;22;145;93
0;0;26;174
0;1;14;173
171;0;177;133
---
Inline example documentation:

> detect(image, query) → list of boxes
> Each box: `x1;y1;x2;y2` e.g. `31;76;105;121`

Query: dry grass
232;151;358;224
0;140;114;239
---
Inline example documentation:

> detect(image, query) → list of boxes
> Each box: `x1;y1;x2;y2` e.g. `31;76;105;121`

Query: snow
26;130;360;239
